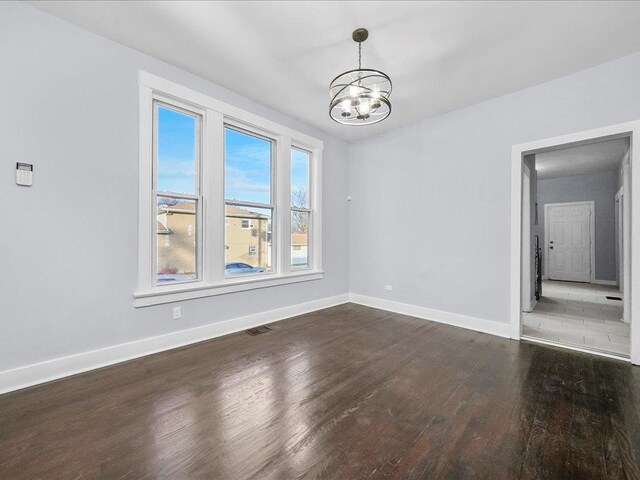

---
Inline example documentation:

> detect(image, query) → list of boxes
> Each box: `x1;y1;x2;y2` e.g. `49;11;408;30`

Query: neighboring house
291;232;308;267
157;202;197;275
157;203;297;274
157;204;272;274
225;205;270;268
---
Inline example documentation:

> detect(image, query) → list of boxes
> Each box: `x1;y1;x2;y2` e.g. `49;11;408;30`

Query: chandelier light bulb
371;85;382;109
360;98;371;115
329;28;392;126
340;99;351;117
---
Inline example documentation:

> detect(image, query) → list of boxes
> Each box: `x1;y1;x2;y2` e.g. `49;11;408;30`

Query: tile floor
522;280;630;357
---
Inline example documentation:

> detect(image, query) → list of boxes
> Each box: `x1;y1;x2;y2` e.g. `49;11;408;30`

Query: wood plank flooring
1;303;639;479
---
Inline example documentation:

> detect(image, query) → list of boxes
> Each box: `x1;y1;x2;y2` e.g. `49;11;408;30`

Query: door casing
510;120;639;364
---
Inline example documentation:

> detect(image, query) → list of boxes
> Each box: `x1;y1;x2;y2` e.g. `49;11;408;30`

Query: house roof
157;202;268;219
225;205;269;219
157;202;196;214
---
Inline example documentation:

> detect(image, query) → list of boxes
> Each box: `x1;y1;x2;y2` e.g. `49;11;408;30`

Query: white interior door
546;202;592;282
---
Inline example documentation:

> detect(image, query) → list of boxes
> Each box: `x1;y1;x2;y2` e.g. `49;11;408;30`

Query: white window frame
224;123;276;278
135;72;323;307
153;98;204;287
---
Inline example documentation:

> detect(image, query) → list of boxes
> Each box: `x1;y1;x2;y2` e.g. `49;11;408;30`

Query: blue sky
157;105;197;194
157;105;309;204
225;128;272;203
291;148;310;207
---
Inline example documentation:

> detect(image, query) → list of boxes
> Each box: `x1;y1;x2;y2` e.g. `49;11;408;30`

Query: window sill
133;270;324;308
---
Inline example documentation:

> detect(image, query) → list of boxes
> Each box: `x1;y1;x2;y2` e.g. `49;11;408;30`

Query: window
136;73;323;306
225;127;274;275
291;148;311;269
154;103;201;285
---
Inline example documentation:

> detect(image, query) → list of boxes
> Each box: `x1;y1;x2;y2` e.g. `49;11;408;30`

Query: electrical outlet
385;285;393;291
173;306;182;320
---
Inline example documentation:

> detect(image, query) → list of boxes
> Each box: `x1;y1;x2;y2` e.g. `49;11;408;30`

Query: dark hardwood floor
1;303;639;479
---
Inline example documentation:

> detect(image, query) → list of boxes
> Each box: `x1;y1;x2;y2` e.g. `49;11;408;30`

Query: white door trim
521;164;533;311
543;201;595;283
622;165;631;325
615;186;623;292
510;120;640;365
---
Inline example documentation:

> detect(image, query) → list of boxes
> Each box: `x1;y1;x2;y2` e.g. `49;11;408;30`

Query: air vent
246;325;272;336
606;296;623;301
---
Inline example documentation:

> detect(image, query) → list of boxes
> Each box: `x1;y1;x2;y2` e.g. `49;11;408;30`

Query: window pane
157;196;197;283
225;127;272;204
156;104;198;194
291;148;310;208
291;210;310;268
225;205;272;275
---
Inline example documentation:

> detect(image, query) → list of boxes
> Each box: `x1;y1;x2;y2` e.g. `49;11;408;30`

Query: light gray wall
0;2;349;372
349;50;640;324
533;171;618;282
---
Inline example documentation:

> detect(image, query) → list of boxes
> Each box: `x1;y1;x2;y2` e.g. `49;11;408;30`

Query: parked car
225;262;266;275
157;274;195;283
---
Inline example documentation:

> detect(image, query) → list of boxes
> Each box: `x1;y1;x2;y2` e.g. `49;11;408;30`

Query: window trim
135;72;323;307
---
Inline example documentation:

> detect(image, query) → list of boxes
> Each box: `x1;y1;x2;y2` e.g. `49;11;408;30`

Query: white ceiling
535;138;629;180
28;1;640;142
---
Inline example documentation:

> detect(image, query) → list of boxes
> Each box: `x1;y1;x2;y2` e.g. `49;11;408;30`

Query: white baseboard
0;294;350;395
521;335;630;362
544;277;617;287
349;294;511;338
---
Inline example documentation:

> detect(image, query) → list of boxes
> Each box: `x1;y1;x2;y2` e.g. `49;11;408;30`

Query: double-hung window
291;148;312;269
135;73;323;307
224;126;274;275
154;100;203;285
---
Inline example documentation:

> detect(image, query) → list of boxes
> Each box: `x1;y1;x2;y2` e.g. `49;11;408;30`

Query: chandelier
329;28;392;126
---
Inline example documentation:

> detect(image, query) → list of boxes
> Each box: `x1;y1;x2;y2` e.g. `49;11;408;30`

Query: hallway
522;280;629;356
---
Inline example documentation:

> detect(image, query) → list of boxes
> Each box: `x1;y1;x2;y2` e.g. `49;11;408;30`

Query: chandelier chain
358;42;362;70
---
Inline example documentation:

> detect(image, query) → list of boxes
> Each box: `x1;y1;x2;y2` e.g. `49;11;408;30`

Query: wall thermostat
16;163;33;186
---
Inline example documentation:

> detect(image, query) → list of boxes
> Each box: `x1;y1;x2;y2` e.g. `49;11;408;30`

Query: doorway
510;121;639;364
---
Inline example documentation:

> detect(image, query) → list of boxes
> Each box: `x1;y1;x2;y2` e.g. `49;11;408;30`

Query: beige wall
157;210;196;275
225;213;270;268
